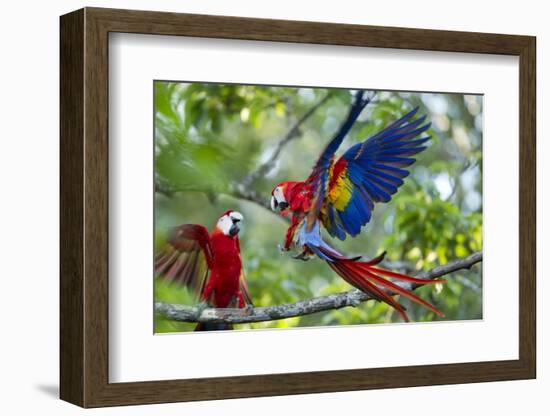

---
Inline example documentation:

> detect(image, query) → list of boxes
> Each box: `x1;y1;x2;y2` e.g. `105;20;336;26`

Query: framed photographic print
60;7;536;408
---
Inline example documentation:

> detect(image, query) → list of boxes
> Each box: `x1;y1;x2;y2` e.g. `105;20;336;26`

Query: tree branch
155;92;332;212
155;180;286;221
156;90;374;214
155;91;334;215
229;185;273;212
239;92;333;188
155;251;482;324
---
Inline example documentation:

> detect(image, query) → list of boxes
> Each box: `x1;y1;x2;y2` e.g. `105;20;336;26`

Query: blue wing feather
324;107;431;240
326;205;347;240
365;168;404;187
306;91;374;222
313;91;372;173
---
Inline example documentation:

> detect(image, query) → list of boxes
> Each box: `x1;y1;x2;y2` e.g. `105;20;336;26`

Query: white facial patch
271;186;286;211
229;211;243;222
216;211;244;235
273;187;286;204
216;215;233;235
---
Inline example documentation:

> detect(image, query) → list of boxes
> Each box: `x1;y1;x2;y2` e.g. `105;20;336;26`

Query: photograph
50;4;538;410
153;81;483;333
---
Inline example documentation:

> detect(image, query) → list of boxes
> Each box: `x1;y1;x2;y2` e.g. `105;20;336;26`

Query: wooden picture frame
60;7;536;408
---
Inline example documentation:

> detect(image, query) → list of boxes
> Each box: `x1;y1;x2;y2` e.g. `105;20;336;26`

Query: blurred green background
154;81;483;332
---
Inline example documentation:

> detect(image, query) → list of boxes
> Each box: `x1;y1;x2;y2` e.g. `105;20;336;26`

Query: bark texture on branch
155;251;482;324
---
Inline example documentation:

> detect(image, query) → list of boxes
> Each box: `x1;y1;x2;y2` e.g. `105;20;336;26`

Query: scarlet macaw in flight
155;210;252;330
270;91;444;321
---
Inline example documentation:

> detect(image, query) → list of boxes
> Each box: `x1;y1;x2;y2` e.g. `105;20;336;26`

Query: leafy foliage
154;82;483;332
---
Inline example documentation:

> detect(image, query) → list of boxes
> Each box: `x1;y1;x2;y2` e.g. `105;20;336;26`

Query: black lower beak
229;224;240;236
278;201;289;210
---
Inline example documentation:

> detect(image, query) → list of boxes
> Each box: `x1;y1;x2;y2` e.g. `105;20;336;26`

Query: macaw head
270;181;299;215
215;210;244;237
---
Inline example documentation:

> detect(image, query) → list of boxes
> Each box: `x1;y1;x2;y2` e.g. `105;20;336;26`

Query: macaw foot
277;244;290;254
195;301;210;316
227;295;240;309
244;303;254;314
292;251;312;262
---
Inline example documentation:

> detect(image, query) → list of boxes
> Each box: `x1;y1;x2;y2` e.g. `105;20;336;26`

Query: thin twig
229;185;274;212
155;252;482;324
240;92;333;188
155;91;337;213
155;179;286;220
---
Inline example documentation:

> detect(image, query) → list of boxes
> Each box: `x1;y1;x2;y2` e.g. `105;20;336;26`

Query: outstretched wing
320;107;431;240
306;91;371;193
154;224;213;297
235;238;253;305
239;270;253;305
305;91;372;229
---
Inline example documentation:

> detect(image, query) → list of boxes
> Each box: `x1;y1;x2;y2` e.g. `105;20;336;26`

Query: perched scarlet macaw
155;210;252;331
270;91;444;321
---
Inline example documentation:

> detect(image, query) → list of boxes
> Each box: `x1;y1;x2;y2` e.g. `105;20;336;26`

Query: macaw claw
195;301;209;316
277;244;289;254
292;251;311;262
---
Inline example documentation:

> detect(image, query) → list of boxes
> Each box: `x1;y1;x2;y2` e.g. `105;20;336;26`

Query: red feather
270;101;446;322
323;251;445;321
155;212;252;331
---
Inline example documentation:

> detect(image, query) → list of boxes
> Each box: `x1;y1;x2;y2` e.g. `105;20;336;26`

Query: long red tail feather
327;256;445;321
367;265;446;285
329;262;410;322
362;268;444;317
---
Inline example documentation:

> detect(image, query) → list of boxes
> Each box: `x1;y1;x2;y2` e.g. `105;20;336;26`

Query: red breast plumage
155;210;252;330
